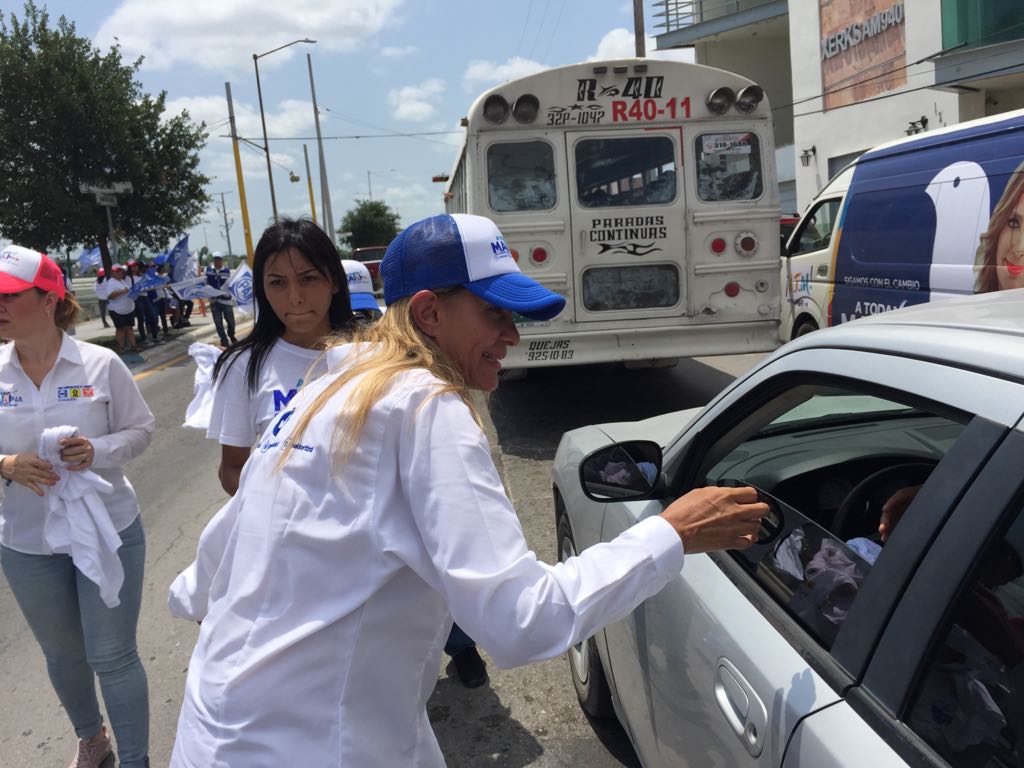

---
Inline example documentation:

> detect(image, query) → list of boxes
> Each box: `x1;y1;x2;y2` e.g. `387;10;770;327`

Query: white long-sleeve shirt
0;334;154;553
169;345;683;767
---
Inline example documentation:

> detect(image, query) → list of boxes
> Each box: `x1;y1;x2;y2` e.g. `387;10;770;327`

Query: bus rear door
567;129;689;323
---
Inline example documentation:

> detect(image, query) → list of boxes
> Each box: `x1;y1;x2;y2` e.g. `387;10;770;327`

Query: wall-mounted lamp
799;146;816;167
906;116;929;135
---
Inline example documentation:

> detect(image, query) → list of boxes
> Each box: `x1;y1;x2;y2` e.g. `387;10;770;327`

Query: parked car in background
553;288;1024;768
352;245;386;295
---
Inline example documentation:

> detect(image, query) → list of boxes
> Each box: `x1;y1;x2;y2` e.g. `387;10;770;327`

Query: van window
696;132;764;202
487;141;557;212
789;199;842;256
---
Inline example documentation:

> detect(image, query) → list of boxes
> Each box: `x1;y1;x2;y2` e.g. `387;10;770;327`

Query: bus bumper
505;320;781;368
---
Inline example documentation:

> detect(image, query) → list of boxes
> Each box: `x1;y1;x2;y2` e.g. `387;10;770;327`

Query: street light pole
253;38;316;222
307;53;336;245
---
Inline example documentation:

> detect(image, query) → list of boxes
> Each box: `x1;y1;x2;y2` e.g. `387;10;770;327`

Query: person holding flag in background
205;254;236;348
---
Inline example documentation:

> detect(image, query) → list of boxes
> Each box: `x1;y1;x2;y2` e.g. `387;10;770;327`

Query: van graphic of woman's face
995;190;1024;291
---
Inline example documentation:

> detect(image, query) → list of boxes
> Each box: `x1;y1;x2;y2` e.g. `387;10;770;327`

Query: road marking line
133;353;191;382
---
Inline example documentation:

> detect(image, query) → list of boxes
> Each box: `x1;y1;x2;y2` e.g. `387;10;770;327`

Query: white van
781;108;1024;342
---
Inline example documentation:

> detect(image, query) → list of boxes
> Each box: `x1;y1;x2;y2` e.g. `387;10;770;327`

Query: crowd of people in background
88;257;227;355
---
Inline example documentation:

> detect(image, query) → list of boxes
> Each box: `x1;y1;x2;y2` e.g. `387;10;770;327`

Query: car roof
781;288;1024;381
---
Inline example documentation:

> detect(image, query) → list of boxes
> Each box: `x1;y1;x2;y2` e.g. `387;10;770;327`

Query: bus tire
793;319;819;338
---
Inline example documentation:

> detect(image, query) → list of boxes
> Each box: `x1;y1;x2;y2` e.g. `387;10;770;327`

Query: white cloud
590;28;695;63
96;0;403;72
388;78;445;122
164;94;312;183
462;56;546;90
378;45;418;59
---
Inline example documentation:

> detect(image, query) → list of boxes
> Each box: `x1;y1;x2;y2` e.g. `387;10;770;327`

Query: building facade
654;0;1024;210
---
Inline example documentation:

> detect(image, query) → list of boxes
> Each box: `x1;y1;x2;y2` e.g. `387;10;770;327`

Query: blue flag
127;270;170;300
166;236;192;282
77;247;102;272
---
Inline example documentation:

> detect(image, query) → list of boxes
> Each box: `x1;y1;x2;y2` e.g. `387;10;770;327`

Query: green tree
0;2;209;270
338;199;400;250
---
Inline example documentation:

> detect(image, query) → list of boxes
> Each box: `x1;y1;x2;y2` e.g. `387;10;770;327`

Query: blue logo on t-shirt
272;408;295;437
272;388;298;412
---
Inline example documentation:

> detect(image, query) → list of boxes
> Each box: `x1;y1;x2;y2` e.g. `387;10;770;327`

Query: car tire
557;514;615;719
793;318;819;338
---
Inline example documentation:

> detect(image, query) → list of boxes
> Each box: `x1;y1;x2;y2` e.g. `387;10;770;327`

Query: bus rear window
696;132;763;202
582;265;680;310
576;137;676;207
487;141;556;212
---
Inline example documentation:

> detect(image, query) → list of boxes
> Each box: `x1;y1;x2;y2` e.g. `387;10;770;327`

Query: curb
119;322;253;375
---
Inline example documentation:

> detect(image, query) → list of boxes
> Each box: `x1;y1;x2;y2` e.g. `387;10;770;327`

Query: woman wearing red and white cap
0;245;155;768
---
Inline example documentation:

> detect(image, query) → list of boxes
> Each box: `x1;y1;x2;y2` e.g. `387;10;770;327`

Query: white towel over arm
39;425;124;607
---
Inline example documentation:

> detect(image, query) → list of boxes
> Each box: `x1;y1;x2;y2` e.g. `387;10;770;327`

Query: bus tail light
513;94;540;124
735;85;765;114
724;281;741;298
510;248;520;263
483;94;510;124
735;232;759;256
711;237;727;254
706;87;735;115
531;246;548;264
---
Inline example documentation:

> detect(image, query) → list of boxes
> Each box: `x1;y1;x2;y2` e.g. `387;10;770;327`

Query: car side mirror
580;440;663;502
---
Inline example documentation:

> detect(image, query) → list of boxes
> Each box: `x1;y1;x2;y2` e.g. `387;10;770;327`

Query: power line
773;22;1024;115
221;130;461;142
317;105;456;147
791;60;1024;119
516;0;534;56
540;0;567;63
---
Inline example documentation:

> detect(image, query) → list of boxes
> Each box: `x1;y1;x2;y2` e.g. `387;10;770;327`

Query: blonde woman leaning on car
168;214;767;768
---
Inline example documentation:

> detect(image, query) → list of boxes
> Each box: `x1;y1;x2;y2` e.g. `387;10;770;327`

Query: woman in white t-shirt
207;218;356;495
100;264;139;355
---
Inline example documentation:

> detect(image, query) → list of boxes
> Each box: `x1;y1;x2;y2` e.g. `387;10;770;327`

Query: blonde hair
975;161;1024;293
278;292;480;470
54;293;81;331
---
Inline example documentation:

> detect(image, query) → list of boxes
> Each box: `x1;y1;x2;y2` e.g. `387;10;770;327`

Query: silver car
552;289;1024;767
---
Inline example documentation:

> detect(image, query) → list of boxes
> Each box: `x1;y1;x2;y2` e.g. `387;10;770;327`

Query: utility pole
367;170;373;202
225;82;255;264
303;144;318;224
307;53;336;245
218;192;235;259
634;0;646;57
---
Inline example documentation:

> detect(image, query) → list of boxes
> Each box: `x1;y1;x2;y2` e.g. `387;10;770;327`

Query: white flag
226;262;255;314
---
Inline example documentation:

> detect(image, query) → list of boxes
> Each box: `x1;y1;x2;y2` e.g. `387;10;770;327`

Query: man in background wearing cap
341;259;383;326
168;213;767;767
205;253;237;348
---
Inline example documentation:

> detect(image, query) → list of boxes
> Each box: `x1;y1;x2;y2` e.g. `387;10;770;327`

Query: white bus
444;58;782;371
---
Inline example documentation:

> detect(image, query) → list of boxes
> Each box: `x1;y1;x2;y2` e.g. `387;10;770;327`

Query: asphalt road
0;351;764;766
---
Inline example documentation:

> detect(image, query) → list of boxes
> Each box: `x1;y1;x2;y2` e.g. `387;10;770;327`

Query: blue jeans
1;516;149;767
210;301;236;345
444;622;476;657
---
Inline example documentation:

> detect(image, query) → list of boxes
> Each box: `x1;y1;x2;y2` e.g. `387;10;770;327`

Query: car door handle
714;658;767;758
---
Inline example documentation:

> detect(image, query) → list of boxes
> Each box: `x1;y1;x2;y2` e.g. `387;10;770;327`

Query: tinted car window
907;502;1023;767
703;385;966;649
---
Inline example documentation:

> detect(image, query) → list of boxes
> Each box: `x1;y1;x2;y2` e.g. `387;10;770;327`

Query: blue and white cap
341;259;379;312
381;214;565;321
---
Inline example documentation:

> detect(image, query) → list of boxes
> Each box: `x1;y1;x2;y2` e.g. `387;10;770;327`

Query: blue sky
1;0;692;257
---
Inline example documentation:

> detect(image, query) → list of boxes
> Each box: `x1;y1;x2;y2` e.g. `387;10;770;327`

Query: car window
702;384;967;649
695;132;763;202
906;502;1023;767
575;136;676;208
789;199;841;256
487;140;557;212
